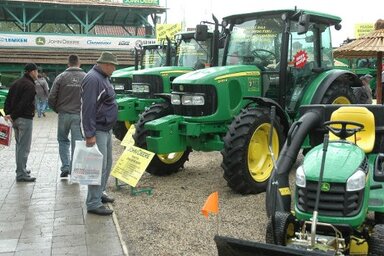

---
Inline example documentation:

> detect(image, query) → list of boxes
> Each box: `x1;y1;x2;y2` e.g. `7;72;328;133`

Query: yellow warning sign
354;23;374;38
156;23;182;42
111;145;155;187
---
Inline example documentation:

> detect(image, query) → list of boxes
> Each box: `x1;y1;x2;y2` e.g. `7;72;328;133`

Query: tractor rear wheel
265;211;296;245
113;121;131;141
133;103;191;176
320;82;357;104
369;224;384;255
221;107;285;194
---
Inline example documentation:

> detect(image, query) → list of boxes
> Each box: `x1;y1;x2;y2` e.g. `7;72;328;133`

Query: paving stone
0;239;18;253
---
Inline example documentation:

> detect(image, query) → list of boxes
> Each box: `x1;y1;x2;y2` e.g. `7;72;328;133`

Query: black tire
112;121;129;141
320;81;357;104
369;224;384;255
133;103;191;176
265;211;296;245
221;107;285;194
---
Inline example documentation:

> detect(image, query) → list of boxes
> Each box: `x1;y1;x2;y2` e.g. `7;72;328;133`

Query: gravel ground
108;138;302;256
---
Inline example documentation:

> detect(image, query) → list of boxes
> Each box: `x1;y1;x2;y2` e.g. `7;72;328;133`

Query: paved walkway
0;113;126;256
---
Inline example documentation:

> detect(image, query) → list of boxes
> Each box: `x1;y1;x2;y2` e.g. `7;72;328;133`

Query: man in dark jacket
4;63;38;182
81;52;118;215
48;54;86;178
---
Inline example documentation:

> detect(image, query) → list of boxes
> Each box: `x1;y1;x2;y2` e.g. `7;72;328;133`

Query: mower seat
329;106;375;153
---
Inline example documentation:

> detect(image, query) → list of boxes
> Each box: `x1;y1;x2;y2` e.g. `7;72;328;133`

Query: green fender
299;69;360;106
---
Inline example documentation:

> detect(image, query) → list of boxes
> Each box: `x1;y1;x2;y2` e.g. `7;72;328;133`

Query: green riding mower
215;104;384;255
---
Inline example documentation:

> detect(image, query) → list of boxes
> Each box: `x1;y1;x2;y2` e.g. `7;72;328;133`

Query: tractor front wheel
113;121;131;141
221;107;285;194
133;103;191;176
369;224;384;255
265;211;296;245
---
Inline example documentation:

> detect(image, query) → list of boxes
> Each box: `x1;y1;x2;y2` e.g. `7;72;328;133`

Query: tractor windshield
141;46;168;69
176;38;211;69
226;16;283;69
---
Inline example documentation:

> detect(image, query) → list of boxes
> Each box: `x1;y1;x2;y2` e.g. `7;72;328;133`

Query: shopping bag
0;116;12;146
70;140;103;185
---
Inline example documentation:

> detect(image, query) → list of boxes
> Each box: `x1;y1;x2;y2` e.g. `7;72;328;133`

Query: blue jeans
87;130;112;210
13;118;33;178
36;98;47;118
57;113;83;172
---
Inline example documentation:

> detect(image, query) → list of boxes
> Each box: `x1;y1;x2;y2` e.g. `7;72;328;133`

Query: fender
310;69;360;104
244;96;290;135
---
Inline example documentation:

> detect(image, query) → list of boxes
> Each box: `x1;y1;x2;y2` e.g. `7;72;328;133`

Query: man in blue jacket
81;52;118;216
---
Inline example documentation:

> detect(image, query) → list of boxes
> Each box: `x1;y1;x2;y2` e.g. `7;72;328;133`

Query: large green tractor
0;89;8;112
114;17;223;140
137;9;360;194
112;41;175;140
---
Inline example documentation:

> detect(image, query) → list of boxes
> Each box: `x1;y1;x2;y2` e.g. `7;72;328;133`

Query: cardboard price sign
111;145;155;187
156;23;182;42
121;125;136;147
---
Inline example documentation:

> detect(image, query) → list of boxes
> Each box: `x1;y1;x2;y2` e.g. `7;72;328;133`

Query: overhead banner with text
0;33;156;50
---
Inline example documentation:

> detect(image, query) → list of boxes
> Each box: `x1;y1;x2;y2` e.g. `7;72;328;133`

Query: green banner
123;0;159;5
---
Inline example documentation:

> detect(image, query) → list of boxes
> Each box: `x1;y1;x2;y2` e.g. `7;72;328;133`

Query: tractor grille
111;77;132;94
132;74;163;98
297;181;364;217
172;83;217;117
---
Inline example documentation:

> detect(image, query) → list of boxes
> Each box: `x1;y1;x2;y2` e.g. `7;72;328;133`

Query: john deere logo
36;37;46;45
320;182;331;192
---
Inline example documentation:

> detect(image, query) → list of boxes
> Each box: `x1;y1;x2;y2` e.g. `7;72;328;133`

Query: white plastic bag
0;116;12;146
70;140;103;185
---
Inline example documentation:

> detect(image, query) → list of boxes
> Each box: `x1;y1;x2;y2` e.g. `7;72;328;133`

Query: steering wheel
323;120;364;140
251;49;276;66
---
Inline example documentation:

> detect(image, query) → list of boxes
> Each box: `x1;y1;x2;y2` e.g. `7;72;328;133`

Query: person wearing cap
4;63;39;182
48;54;86;178
81;51;118;216
354;74;373;104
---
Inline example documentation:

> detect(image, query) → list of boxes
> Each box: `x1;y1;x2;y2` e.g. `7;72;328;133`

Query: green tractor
114;16;223;140
137;9;360;194
0;89;8;112
111;41;175;140
215;105;384;255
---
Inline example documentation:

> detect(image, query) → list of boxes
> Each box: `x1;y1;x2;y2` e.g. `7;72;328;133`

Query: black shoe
16;176;36;182
87;206;113;216
60;170;69;177
101;194;115;204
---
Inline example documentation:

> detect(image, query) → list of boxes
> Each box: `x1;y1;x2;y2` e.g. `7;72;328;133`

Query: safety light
346;169;365;191
132;83;150;93
296;165;306;188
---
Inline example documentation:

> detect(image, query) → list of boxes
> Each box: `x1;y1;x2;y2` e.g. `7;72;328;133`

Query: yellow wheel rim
158;152;184;164
248;124;279;182
124;121;132;130
285;222;295;244
332;96;350;104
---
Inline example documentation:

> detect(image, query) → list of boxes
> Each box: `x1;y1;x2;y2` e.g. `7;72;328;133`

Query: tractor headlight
171;94;181;105
296;165;306;188
346;169;366;191
181;95;205;105
132;83;150;93
113;83;124;90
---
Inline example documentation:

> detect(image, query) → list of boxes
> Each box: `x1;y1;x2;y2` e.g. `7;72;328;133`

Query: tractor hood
173;65;261;84
112;67;135;78
303;141;365;183
132;66;193;76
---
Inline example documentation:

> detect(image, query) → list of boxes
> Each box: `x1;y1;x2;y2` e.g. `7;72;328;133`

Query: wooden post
377;52;383;104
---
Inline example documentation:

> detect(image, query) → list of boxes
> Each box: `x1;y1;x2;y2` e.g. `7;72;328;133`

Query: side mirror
195;24;208;41
297;14;310;35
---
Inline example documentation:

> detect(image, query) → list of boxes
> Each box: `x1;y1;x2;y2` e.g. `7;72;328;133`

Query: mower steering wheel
323;120;364;140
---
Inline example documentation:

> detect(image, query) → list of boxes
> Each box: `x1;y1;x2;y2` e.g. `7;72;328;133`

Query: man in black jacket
4;63;38;182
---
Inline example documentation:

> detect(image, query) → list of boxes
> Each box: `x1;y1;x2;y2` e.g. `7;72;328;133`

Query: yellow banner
121;125;136;147
354;23;374;38
111;145;155;187
156;23;182;42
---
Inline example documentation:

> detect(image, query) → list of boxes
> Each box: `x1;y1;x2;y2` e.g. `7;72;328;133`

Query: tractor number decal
293;50;308;69
320;182;331;192
279;187;291;196
248;77;260;92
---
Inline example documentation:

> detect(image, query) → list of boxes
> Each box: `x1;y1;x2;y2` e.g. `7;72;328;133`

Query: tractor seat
329;106;375;153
